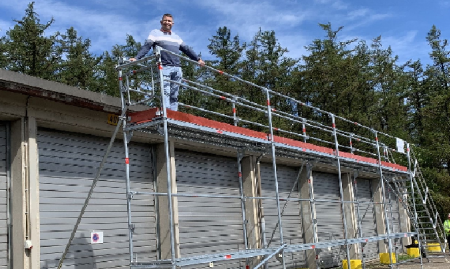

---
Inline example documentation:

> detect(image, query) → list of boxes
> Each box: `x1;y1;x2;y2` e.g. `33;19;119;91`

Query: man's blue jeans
162;66;182;111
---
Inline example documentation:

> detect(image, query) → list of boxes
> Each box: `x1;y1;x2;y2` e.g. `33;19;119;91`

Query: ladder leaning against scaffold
56;45;448;269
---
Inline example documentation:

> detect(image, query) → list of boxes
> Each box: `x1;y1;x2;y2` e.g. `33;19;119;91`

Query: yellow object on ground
379;253;396;264
407;247;420;257
342;259;362;269
427;243;441;252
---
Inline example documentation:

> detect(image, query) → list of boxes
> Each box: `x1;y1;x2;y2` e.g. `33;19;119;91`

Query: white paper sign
396;138;405;153
91;231;103;244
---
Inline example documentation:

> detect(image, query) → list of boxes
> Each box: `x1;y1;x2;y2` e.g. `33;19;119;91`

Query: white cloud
344;12;392;31
192;0;310;40
347;8;369;20
0;19;14;33
40;1;159;52
0;0;162;55
381;31;430;63
340;30;428;64
0;1;28;13
0;0;435;66
315;0;348;10
439;1;450;7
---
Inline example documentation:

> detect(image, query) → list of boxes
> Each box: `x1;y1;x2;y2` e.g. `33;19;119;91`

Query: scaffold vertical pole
331;114;352;269
349;134;354;154
406;143;424;269
351;171;367;269
233;98;238;126
306;162;319;268
121;71;136;263
302;118;307;143
237;150;249;250
256;154;269;269
307;163;318;245
123;130;135;262
264;87;286;269
155;46;177;269
374;130;394;268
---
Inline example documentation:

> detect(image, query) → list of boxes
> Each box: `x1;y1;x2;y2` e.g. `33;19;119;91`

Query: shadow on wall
74;233;96;269
41;233;97;269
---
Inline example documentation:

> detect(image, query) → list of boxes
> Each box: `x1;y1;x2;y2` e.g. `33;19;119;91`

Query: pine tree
0;2;60;80
56;27;102;90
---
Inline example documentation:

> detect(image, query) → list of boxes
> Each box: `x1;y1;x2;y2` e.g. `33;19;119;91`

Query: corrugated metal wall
0;123;8;269
385;185;400;234
355;179;378;260
260;163;306;269
313;172;344;267
175;150;245;269
385;183;402;253
38;129;156;269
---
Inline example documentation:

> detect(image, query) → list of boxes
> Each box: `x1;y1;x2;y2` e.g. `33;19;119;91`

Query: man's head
160;14;174;32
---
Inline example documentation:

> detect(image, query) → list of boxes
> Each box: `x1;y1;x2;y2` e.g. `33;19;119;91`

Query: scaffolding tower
58;46;448;269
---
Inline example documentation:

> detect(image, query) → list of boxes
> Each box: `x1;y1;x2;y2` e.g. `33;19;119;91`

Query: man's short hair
162;14;173;20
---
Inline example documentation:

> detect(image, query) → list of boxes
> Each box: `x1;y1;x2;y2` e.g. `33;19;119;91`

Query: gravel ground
400;258;450;269
361;256;450;269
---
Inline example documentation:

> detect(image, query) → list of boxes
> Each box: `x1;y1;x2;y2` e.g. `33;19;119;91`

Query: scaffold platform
128;107;408;177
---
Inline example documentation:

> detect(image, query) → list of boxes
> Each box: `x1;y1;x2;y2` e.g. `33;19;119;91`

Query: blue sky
1;0;449;66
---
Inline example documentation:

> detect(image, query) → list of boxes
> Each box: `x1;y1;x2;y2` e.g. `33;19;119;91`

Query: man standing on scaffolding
130;13;205;111
445;213;450;251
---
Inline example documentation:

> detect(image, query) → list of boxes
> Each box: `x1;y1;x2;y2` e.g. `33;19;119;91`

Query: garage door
355;179;378;260
313;172;344;268
0;123;9;269
385;183;402;252
38;129;156;269
176;150;245;269
260;163;305;269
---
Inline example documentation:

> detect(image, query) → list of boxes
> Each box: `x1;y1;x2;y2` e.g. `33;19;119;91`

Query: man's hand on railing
198;59;205;67
129;58;136;62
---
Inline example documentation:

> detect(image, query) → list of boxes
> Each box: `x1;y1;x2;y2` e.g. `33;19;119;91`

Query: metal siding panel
260;163;306;269
385;185;400;233
385;184;402;253
38;129;156;269
175;150;245;269
356;179;378;260
0;124;8;269
313;172;344;268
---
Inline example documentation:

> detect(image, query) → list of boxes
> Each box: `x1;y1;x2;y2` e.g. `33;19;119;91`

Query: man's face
160;16;174;32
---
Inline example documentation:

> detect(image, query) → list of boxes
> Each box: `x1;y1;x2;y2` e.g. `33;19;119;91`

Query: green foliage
0;2;60;79
56;27;102;90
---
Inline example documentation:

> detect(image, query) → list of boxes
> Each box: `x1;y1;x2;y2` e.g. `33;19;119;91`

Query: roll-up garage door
385;184;401;252
385;185;400;233
313;172;344;268
260;163;305;269
176;150;245;269
355;179;378;260
0;123;9;269
38;129;156;269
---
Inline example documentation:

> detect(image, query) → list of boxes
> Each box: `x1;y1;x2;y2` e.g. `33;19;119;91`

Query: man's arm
135;40;154;60
130;32;156;61
180;43;205;66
